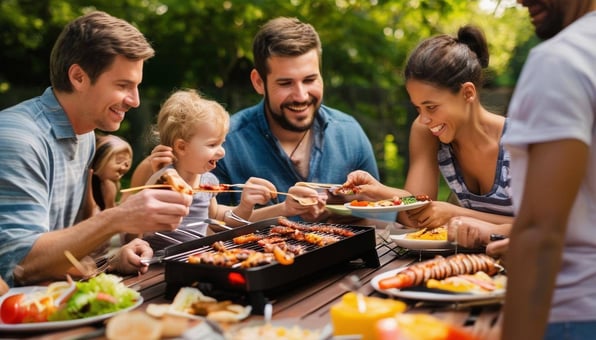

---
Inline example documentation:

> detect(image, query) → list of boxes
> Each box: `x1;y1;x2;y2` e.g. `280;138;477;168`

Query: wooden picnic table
11;219;502;339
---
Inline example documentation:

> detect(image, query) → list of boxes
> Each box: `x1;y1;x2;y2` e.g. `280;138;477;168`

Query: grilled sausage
378;253;499;290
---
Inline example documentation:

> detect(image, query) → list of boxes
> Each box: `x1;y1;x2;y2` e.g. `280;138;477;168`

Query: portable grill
163;217;379;314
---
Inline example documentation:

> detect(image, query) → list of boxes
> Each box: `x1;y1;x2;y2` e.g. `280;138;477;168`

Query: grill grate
164;217;379;314
165;223;362;264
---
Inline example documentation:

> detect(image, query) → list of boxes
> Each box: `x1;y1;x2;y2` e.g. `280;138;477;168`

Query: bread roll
106;311;162;340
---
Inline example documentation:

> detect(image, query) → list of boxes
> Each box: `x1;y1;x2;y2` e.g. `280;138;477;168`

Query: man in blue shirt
0;11;191;286
212;17;379;207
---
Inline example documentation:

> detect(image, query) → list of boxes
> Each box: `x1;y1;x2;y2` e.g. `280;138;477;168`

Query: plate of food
370;253;506;302
343;195;430;213
325;204;352;216
225;319;328;340
0;274;143;332
390;227;453;250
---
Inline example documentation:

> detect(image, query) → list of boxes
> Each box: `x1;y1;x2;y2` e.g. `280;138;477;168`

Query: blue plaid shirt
0;87;94;285
212;100;379;205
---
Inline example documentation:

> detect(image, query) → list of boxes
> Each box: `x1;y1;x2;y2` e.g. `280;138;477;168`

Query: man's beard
264;91;319;133
534;11;563;40
523;0;564;40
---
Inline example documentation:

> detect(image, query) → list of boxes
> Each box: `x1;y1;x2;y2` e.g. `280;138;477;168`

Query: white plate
343;200;429;213
0;286;143;332
390;233;453;250
325;204;352;216
370;267;505;302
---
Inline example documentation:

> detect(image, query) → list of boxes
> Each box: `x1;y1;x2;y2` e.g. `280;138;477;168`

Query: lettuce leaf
48;273;140;321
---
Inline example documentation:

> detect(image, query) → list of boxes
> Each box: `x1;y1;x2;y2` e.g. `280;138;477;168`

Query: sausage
378;253;499;290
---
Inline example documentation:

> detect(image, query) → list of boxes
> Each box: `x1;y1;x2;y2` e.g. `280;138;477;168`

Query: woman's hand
339;170;383;200
406;201;456;229
109;238;153;275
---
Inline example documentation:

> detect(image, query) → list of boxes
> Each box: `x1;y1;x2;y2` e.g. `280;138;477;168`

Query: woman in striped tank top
341;26;512;251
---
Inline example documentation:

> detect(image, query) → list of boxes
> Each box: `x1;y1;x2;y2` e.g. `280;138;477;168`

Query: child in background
91;134;133;211
137;89;326;249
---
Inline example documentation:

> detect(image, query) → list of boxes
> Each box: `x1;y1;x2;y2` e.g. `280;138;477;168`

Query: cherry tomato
1;293;29;324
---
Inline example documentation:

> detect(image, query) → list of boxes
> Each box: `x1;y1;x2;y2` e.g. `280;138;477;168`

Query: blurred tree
0;0;536;188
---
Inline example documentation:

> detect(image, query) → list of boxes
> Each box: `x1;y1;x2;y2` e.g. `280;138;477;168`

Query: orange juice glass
330;292;407;340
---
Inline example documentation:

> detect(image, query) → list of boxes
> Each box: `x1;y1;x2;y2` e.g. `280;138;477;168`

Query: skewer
120;184;173;193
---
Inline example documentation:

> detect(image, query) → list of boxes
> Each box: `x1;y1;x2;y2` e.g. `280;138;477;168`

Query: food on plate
156;168;194;194
377;253;500;290
349;198;398;207
405;227;447;241
106;310;162;340
330;292;407;340
377;313;479;340
426;271;507;294
148;287;251;323
348;195;430;208
49;274;140;321
406;194;432;203
0;273;140;324
0;281;75;324
227;323;322;340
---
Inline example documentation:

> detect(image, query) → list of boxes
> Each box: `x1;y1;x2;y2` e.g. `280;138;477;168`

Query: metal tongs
204;218;236;231
140;249;165;265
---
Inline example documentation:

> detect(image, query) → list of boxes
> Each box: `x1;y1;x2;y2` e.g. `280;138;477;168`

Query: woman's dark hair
404;25;489;93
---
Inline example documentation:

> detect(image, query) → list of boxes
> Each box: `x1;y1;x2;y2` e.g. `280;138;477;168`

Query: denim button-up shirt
212;100;379;205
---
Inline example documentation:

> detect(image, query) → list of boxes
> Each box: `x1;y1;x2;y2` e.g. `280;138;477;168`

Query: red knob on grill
228;272;246;286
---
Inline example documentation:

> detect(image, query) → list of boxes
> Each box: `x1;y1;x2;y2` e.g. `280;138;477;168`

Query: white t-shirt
503;11;596;322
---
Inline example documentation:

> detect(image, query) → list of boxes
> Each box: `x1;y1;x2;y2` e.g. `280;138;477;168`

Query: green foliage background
0;0;537;194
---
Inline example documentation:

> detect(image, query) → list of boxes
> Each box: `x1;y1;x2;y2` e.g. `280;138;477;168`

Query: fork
64;250;111;279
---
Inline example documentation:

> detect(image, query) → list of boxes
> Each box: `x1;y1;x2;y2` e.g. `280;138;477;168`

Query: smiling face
252;49;323;132
175;117;228;176
406;79;470;144
95;150;132;182
72;55;144;133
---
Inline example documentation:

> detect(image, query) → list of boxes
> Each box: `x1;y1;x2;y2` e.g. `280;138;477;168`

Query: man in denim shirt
212;17;379;207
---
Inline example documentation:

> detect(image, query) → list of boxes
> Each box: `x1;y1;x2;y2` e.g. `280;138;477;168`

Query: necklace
288;129;310;160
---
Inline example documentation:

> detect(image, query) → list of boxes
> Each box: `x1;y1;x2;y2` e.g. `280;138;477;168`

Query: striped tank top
437;120;513;216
